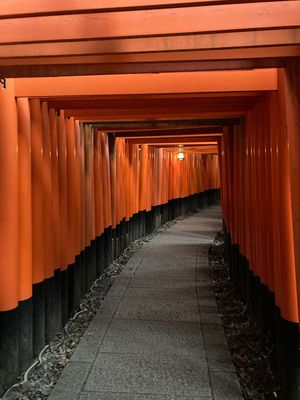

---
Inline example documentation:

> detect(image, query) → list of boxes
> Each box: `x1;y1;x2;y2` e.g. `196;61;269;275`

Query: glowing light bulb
177;151;185;161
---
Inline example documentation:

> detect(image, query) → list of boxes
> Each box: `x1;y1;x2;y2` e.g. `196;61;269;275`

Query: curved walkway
49;206;242;400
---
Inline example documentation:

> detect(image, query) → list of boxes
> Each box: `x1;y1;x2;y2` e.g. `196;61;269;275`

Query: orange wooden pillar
17;98;32;305
109;134;117;232
42;102;59;340
57;111;68;271
74;120;82;258
94;130;103;238
280;61;300;400
65;117;82;309
279;64;300;325
139;144;148;213
276;72;299;325
57;110;70;323
49;109;61;272
93;129;104;274
41;103;54;281
0;79;19;393
100;132;112;231
65;117;77;267
83;124;96;280
29;98;46;351
16;97;34;371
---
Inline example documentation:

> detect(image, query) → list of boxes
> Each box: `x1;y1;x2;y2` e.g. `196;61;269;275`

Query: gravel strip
208;230;280;400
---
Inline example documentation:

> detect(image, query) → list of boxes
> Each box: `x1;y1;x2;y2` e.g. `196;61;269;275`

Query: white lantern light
177;151;185;161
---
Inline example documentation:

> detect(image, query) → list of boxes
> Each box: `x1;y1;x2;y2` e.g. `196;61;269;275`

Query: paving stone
210;371;243;399
71;318;110;363
92;296;123;321
133;265;195;279
106;277;131;297
48;362;91;400
100;320;205;356
198;306;223;325
115;299;200;322
128;275;196;289
84;353;211;397
123;287;196;302
78;392;210;400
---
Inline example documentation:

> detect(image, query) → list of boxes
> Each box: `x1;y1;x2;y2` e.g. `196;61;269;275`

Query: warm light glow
177;151;185;161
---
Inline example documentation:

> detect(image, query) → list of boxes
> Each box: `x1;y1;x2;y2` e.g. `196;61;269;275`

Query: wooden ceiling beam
126;136;218;143
0;59;285;78
1;46;299;65
1;29;299;58
14;70;277;97
0;2;299;44
1;0;285;18
113;127;222;137
87;118;241;130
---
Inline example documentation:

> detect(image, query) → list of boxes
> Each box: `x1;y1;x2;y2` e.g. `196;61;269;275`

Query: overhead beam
46;96;258;110
120;133;222;139
1;29;299;58
67;110;245;120
0;59;285;78
126;136;218;143
150;144;218;152
57;103;254;118
0;0;276;18
114;127;222;137
89;118;241;130
14;70;277;97
164;145;218;151
0;2;299;44
1;46;299;65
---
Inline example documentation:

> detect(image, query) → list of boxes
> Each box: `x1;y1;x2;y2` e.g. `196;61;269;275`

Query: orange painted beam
0;2;299;44
127;137;218;144
65;108;246;119
74;112;245;122
14;70;277;97
0;59;284;77
92;118;241;131
120;133;222;139
0;0;265;18
154;146;218;153
1;29;299;58
46;96;257;110
174;147;218;153
1;46;299;65
115;127;222;137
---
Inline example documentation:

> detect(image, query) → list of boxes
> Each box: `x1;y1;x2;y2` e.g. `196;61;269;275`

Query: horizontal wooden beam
47;96;257;110
66;110;245;120
89;118;241;130
151;144;218;152
14;70;277;97
0;0;275;18
121;133;222;139
164;145;218;151
1;29;299;58
127;136;218;143
114;127;222;137
1;46;299;65
0;2;299;44
0;59;285;77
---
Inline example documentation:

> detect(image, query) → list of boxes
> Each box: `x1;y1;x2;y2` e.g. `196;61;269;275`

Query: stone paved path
49;206;243;400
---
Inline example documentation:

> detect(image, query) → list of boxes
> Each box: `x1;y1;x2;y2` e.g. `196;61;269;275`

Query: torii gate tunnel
0;1;300;399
